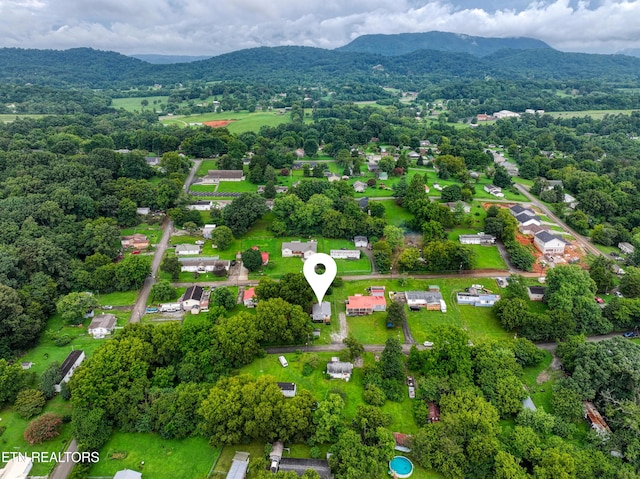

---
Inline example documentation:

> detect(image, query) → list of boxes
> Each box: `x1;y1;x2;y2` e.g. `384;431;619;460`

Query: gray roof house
312;302;332;323
88;314;117;339
55;350;85;392
175;244;201;255
619;242;635;255
510;205;536;217
354;236;368;247
327;358;354;381
282;241;317;259
353;180;367;193
534;231;567;255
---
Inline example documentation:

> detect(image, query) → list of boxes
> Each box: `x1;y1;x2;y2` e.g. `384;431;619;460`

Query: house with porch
346;295;386;315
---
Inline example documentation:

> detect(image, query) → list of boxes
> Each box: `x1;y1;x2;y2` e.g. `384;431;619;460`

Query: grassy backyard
89;432;219;479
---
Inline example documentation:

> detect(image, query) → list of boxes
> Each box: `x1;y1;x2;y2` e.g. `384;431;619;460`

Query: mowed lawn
161;110;311;134
111;96;169;111
89;432;219;479
335;278;510;345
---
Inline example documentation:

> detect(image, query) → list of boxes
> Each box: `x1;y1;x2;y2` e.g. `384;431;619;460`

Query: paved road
514;183;603;258
130;160;201;323
48;439;77;479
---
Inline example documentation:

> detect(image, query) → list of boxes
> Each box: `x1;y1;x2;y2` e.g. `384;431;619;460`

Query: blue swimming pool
389;456;414;478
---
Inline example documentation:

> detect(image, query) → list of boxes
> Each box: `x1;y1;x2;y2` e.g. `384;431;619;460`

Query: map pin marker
303;253;337;305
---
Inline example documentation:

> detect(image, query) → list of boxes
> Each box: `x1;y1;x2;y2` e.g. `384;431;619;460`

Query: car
230;260;237;266
595;296;604;304
102;305;113;310
423;341;434;347
132;250;140;255
616;291;624;298
623;331;639;338
145;307;159;313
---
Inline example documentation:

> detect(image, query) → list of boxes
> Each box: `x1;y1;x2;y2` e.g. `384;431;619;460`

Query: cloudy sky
0;0;639;56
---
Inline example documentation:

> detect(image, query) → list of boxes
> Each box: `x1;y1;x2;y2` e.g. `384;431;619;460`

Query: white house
509;205;536;218
179;257;230;274
277;382;297;398
88;313;117;338
330;249;360;259
619;242;635;255
175;244;201;255
312;302;331;323
527;286;546;301
281;240;317;259
54;350;85;392
493;110;520;119
445;201;471;213
354;236;368;248
202;224;216;239
199;170;245;183
327;358;353;381
353;181;367;193
181;286;204;311
459;233;496;245
515;213;541;227
484;184;504;197
456;292;500;307
136;207;150;215
188;200;214;211
534;231;567;255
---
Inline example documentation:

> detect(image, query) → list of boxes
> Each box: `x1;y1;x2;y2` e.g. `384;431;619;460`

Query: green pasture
377;199;413;227
97;290;139;307
547;109;638;120
121;223;164;246
195;159;218;176
111;96;169;112
0;395;74;475
89;432;218;479
161;110;309;134
0;114;45;123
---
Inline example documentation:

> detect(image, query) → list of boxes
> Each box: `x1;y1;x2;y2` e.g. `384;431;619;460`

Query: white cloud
0;0;638;55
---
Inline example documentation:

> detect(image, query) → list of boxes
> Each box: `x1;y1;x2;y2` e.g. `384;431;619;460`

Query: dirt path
331;312;348;344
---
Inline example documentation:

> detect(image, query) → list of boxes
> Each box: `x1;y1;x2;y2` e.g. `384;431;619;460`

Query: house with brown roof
121;234;149;250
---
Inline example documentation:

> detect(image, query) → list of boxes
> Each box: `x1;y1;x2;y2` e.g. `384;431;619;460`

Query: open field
0;113;46;123
161;110;311;134
547;109;639;119
121;223;164;246
89;432;219;479
111;96;169;111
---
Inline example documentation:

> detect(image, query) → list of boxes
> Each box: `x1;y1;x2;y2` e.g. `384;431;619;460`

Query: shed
527;286;546;301
226;452;250;479
277;382;297;398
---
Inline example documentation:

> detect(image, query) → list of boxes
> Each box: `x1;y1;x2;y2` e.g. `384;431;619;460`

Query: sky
0;0;639;57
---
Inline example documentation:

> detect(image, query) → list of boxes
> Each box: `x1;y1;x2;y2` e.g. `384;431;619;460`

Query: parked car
132;250;140;255
623;331;639;338
278;355;289;367
145;307;159;313
423;341;434;347
231;260;237;266
102;305;113;310
616;291;624;298
595;296;604;304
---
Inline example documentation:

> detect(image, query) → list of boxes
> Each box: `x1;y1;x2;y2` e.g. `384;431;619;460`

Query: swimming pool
389;455;414;478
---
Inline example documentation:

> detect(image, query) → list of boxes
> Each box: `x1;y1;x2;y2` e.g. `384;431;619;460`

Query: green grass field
547;109;638;120
0;113;46;123
121;223;164;246
89;432;219;479
161;110;310;134
377;199;414;227
111;96;169;112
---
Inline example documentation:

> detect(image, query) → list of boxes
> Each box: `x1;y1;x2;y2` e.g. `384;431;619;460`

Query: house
369;286;386;297
367;163;379;172
261;252;269;265
121;234;149;250
612;264;626;275
0;456;32;479
534;231;567;255
377;171;388;180
243;287;257;308
619;242;635;255
181;285;204;311
175;244;201;255
446;201;471;213
354;236;368;248
459;233;496;245
55;350;85;392
179;257;230;274
330;249;360;259
502;161;519;176
281;240;317;259
545;180;564;190
509;205;536;218
327;358;354;381
88;313;117;338
353;180;367;193
493;110;520;119
584;401;611;436
226;452;250;479
358;197;369;210
527;286;546;301
188;200;214;211
404;291;443;310
515;213;541;227
202;224;216;239
312;302;331;323
136;207;150;215
484;184;504;197
519;223;549;236
277;382;297;398
522;396;537;411
200;170;245;183
327;173;341;182
346;295;387;315
114;470;142;479
427;402;441;423
564;193;578;209
145;156;160;166
456;292;501;307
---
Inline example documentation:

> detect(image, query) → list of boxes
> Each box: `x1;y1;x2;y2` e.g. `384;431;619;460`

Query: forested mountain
130;54;212;64
336;31;550;57
1;43;640;90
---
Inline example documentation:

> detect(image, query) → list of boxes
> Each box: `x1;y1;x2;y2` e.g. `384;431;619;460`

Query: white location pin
303;253;337;305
